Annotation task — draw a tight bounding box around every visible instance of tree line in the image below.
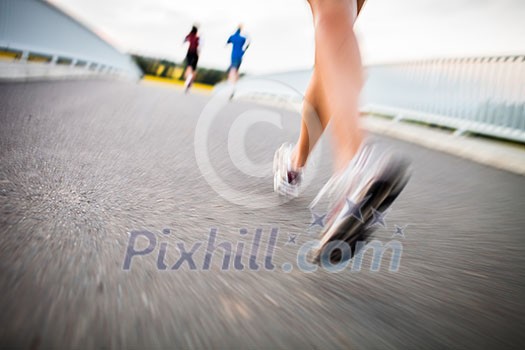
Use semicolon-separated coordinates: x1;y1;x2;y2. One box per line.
131;54;227;86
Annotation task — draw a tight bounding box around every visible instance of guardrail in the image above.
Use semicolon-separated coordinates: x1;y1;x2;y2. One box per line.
0;0;141;80
224;55;525;144
0;47;128;80
362;56;525;143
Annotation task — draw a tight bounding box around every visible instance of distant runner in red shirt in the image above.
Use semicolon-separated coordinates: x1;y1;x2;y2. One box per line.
183;25;200;93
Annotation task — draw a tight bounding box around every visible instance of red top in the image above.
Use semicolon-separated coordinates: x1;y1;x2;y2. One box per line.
185;33;199;54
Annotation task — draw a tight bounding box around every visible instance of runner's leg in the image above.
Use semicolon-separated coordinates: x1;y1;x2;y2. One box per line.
307;0;365;172
185;65;194;90
291;68;330;169
228;67;238;84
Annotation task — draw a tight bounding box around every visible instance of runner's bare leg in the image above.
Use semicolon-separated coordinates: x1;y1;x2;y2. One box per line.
228;67;239;84
295;0;365;172
291;69;330;169
184;66;194;89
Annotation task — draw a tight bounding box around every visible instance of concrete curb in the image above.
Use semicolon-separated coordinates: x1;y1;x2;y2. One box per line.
363;115;525;176
0;61;135;82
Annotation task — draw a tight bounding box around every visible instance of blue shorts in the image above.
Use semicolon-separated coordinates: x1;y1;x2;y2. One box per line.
230;58;243;70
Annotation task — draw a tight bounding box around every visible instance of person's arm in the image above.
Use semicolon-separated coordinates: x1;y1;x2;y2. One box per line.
197;36;203;55
242;34;251;53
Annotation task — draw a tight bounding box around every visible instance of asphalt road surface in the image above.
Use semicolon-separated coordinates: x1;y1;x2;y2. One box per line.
1;80;524;349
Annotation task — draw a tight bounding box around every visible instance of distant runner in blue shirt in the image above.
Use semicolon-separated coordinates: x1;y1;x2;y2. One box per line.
227;25;250;84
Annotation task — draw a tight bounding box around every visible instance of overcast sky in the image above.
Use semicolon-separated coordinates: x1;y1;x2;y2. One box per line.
49;0;525;74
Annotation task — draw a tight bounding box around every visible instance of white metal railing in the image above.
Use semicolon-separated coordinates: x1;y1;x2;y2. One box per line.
362;56;525;143
222;56;525;143
0;0;140;80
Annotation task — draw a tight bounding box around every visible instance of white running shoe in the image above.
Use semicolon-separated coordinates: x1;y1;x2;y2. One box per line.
310;142;411;263
273;143;303;198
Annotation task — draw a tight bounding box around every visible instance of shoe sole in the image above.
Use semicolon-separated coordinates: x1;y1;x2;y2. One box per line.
312;157;411;264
